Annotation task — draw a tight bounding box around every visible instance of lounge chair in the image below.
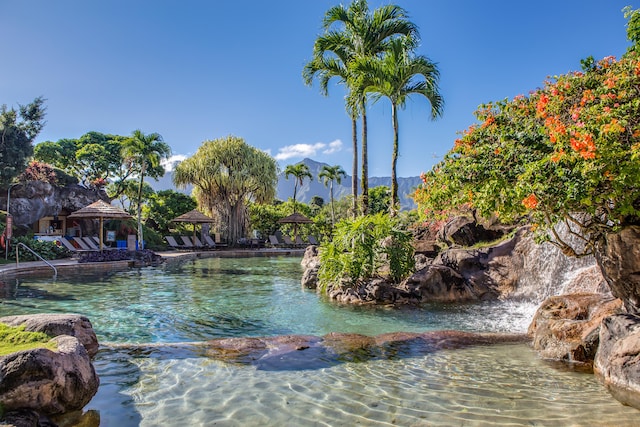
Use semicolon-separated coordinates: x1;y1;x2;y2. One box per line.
165;236;187;250
180;236;196;249
203;234;217;248
59;237;89;252
308;235;319;245
82;237;100;250
193;236;207;249
268;235;282;248
281;235;295;247
295;235;306;247
71;237;93;251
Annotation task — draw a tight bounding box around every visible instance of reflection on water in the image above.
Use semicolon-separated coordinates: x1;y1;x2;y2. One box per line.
1;256;638;425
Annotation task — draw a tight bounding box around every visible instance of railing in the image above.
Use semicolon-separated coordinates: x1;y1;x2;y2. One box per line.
15;242;58;278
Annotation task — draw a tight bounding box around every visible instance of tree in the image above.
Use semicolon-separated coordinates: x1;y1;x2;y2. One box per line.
284;163;313;212
368;185;391;215
34;131;133;191
356;36;443;214
172;136;277;246
318;164;347;225
305;0;417;215
144;190;197;235
122;130;171;250
0;97;46;186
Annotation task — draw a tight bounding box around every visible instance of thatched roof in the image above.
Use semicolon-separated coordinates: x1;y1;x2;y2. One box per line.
278;212;313;224
171;209;215;223
67;200;132;219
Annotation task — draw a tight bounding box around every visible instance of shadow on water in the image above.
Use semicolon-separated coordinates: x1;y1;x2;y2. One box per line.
0;279;77;302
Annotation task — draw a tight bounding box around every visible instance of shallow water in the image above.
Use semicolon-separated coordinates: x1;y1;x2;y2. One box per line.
0;256;637;426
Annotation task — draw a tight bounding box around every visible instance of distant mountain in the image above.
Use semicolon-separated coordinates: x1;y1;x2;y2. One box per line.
150;158;421;210
277;158;421;210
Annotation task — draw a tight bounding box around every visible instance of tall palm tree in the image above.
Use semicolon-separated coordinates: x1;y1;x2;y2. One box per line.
304;0;417;216
356;37;443;214
122;129;171;250
303;33;360;217
318;164;347;225
284;163;313;213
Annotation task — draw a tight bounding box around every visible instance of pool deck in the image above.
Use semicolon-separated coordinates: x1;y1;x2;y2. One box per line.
0;248;307;279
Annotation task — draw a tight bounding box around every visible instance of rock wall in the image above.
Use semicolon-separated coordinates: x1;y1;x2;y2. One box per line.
0;181;107;230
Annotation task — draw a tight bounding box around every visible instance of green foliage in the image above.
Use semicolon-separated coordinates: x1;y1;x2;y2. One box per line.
415;48;640;256
9;236;71;261
0;97;46;186
0;324;55;356
318;213;414;291
624;6;640;52
144;190;197;235
368;185;390;215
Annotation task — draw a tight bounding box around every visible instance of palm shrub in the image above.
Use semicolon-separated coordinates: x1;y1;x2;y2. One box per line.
9;236;71;260
318;213;414;292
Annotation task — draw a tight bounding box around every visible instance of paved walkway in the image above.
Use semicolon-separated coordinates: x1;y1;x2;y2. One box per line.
0;248;306;278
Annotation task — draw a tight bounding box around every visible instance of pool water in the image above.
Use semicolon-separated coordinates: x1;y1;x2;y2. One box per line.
0;256;637;426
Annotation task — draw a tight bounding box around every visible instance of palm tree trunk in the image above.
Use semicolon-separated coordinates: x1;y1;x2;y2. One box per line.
360;101;369;216
293;182;298;213
329;181;335;225
390;102;399;216
136;171;145;250
351;116;358;217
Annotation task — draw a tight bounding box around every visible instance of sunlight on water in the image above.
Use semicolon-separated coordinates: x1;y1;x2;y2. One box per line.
1;255;637;426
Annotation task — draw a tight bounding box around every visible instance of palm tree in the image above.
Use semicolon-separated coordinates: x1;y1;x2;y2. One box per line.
284;163;313;213
319;164;347;225
303;33;360;217
356;37;443;214
122;129;171;250
317;0;417;215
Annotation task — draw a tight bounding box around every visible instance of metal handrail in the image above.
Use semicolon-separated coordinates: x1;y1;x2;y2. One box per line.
15;242;58;278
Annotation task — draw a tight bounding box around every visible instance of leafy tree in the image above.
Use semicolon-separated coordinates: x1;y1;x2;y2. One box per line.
34;132;133;191
144;190;197;235
110;180;155;213
318;213;414;291
0;97;46;186
356;36;443;214
414;51;640;257
318;164;347;225
284;163;313;212
173;136;277;246
122;130;171;250
368;185;391;215
304;0;417;215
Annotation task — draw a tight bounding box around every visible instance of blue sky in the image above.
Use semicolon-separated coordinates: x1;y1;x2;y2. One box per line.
1;1;636;178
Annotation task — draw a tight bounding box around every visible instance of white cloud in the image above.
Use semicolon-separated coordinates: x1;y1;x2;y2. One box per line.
274;139;343;161
162;154;187;172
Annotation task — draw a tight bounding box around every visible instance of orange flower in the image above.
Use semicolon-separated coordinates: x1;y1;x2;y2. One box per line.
522;193;538;210
536;94;549;117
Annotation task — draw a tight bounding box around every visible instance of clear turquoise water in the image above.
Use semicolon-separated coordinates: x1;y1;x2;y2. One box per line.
1;256;637;426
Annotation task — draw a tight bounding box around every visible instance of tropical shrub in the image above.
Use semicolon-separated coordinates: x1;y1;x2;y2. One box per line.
9;236;71;261
318;213;414;291
414;50;640;256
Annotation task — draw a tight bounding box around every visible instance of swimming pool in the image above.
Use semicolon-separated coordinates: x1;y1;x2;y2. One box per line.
1;256;637;426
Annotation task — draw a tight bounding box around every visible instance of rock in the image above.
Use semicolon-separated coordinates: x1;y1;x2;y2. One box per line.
594;313;640;409
436;216;506;247
595;225;640;312
0;182;107;230
528;294;623;362
0;314;99;358
300;245;320;289
0;335;99;415
401;264;491;302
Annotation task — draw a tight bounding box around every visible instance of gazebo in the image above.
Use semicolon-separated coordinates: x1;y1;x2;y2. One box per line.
171;209;215;245
67;200;132;250
278;212;313;241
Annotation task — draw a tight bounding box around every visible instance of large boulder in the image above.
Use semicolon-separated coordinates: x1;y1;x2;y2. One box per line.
0;314;99;358
595;225;640;313
436;216;507;247
528;294;622;362
594;313;640;409
401;264;492;302
300;245;320;289
0;335;99;415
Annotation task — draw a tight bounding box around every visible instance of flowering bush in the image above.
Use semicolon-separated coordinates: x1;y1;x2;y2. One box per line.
415;50;640;255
